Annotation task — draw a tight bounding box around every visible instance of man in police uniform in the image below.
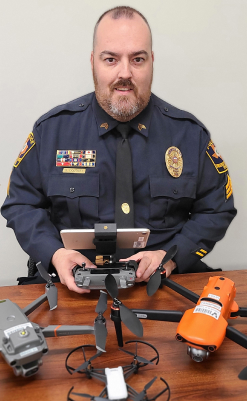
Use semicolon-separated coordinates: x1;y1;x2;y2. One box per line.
1;6;236;293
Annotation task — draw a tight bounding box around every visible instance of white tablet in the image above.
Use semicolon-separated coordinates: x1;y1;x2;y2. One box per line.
60;228;150;250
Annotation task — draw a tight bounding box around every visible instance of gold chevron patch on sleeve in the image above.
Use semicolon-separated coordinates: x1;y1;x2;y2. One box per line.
192;248;208;258
225;174;233;200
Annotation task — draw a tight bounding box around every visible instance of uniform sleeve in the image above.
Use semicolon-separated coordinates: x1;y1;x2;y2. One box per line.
1;127;64;269
164;132;237;273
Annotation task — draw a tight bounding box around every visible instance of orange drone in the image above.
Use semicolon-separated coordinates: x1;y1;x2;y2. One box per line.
133;273;247;379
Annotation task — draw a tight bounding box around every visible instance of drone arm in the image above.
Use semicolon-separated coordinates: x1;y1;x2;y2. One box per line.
230;307;247;318
22;293;47;316
89;370;107;384
162;277;200;304
42;325;95;337
99;386;108;398
110;306;124;347
226;326;247;349
122;365;137;381
132;309;184;323
126;383;138;399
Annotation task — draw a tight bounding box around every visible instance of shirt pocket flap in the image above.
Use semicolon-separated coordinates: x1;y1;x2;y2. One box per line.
150;176;196;199
47;174;99;198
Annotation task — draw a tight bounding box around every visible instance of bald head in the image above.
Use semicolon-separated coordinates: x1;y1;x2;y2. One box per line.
93;6;152;51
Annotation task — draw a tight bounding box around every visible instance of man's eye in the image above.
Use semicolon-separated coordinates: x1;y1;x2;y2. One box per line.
106;58;115;63
133;57;145;63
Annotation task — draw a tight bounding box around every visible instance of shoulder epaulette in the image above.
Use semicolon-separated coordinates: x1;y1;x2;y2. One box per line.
152;93;208;132
35;92;94;127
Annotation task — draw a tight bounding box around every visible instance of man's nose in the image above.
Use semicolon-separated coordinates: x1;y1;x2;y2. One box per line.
117;59;132;80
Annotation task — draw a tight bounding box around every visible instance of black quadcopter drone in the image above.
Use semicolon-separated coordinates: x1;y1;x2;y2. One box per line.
100;246;178;348
104;274;143;347
66;340;170;401
0;263;107;377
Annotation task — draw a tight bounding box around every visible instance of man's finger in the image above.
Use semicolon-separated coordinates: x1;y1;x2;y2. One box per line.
65;270;91;294
71;253;96;269
136;255;151;278
119;252;144;262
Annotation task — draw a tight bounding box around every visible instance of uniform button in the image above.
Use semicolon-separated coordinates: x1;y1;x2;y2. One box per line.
70;187;75;193
79;103;84;107
164;107;169;112
173;189;178;194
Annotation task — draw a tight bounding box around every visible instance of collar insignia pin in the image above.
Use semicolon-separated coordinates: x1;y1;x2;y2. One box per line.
100;122;109;130
138;123;146;131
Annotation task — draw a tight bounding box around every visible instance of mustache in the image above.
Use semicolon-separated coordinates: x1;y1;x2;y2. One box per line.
110;79;136;91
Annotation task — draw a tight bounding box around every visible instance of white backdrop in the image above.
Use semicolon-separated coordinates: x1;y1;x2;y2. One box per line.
0;0;246;285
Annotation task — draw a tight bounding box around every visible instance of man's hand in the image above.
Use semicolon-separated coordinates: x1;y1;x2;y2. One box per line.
121;250;176;282
51;248;96;294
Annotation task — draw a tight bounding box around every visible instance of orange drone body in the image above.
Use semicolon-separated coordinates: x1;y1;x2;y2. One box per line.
176;276;239;352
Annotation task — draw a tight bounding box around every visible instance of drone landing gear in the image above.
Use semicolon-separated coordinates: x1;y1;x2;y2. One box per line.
110;305;123;347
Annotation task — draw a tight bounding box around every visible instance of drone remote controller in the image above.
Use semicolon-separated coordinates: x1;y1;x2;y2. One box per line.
73;261;137;290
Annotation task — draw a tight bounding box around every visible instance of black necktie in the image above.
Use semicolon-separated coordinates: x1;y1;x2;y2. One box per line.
115;123;134;228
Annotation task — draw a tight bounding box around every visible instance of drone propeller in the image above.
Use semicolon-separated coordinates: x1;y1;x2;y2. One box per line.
119;348;153;365
238;366;247;380
71;392;106;401
95;290;108;314
147;245;178;297
68;387;108;401
134;376;157;401
36;261;58;310
119;341;153;365
74;351;102;373
94;291;108;352
105;274;143;338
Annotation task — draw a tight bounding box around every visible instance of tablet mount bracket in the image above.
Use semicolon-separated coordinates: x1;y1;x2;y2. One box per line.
93;223;117;265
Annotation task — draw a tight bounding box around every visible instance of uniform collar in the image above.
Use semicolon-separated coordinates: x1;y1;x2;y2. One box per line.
92;93;153;138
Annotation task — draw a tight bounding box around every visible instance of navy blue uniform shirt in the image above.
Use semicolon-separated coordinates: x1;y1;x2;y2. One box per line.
1;93;237;272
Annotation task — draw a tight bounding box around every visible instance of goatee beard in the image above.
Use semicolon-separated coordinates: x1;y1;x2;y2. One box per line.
104;94;144;119
93;74;151;122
